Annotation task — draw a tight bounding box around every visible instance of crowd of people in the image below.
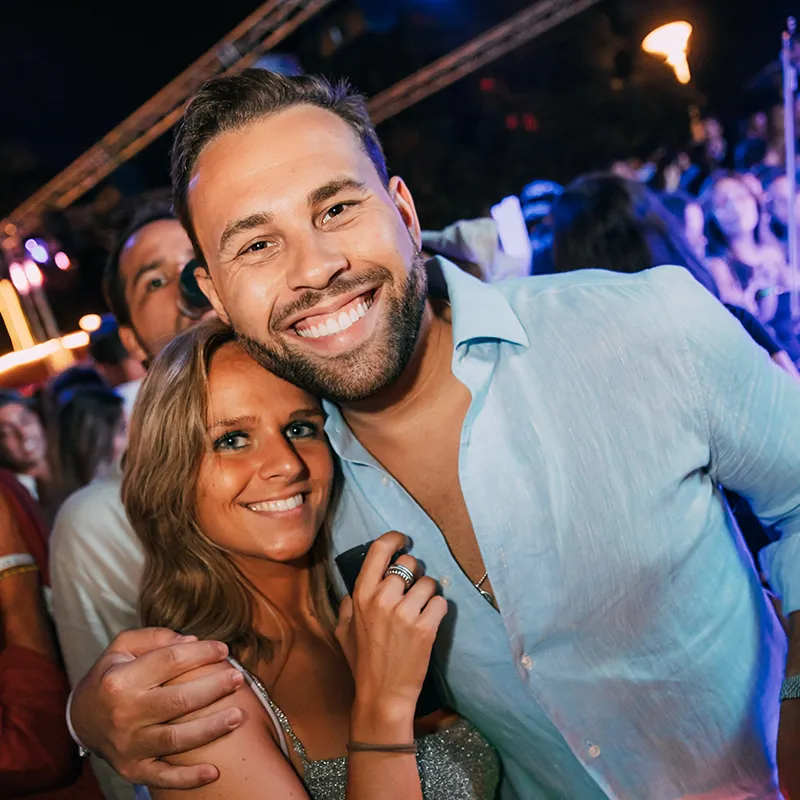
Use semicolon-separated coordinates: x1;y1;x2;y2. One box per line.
0;69;799;800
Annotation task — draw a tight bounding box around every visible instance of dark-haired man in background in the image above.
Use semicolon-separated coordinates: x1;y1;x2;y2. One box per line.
50;202;213;800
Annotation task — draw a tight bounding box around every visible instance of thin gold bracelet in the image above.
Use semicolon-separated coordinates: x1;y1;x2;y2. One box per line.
347;742;417;755
0;564;39;582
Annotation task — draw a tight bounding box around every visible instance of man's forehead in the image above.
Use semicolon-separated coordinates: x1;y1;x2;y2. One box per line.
193;106;376;204
120;219;191;278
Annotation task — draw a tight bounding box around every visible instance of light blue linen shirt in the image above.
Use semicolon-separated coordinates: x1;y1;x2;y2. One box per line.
324;259;798;800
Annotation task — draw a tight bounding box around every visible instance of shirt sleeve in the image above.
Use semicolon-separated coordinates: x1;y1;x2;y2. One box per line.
0;644;79;795
650;268;800;613
723;303;782;356
49;487;141;800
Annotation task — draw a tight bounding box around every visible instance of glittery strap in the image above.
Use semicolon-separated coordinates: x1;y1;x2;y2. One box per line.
228;658;310;767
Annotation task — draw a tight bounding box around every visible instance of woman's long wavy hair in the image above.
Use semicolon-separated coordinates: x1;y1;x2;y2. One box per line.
122;319;338;671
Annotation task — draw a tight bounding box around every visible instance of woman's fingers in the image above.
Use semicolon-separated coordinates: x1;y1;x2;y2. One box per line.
354;532;408;596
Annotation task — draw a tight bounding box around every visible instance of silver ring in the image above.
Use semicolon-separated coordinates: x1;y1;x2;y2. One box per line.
384;564;415;591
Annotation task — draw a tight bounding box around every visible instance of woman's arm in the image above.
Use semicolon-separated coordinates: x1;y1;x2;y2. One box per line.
153;658;426;800
152;661;308;800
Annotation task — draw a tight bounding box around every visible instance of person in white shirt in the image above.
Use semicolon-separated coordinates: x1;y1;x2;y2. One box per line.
50;200;213;800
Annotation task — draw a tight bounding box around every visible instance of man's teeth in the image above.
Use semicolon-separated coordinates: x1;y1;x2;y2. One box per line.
247;493;304;513
296;295;373;339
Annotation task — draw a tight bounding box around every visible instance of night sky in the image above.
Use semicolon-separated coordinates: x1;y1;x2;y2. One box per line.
0;0;794;337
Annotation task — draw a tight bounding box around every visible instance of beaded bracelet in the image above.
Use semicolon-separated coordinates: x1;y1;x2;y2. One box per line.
0;563;39;582
347;741;418;755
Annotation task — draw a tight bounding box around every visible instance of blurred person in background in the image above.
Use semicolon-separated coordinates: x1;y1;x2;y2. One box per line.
763;167;800;262
421;218;530;283
89;315;146;419
50;200;215;800
48;385;127;511
659;190;708;260
0;488;103;799
0;390;49;503
702;171;787;320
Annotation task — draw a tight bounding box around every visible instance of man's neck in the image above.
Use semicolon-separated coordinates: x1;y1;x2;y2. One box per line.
341;298;456;439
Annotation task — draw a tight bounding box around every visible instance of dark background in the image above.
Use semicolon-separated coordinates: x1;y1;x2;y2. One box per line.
0;0;792;341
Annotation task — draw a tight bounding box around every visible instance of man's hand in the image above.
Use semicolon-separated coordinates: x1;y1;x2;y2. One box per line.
779;611;800;799
70;628;245;789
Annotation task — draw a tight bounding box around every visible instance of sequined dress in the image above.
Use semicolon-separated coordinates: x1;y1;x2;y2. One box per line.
233;661;499;800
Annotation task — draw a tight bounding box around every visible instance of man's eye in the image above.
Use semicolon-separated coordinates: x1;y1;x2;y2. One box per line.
243;241;272;255
145;276;168;293
321;203;354;225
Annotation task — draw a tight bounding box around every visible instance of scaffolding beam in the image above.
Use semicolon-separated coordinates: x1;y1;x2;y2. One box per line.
1;0;336;238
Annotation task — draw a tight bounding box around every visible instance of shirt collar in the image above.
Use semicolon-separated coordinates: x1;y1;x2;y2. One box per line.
324;258;529;459
430;256;529;350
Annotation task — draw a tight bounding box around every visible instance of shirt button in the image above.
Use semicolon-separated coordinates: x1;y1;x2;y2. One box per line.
440;576;451;589
588;744;601;759
520;654;533;671
381;476;390;487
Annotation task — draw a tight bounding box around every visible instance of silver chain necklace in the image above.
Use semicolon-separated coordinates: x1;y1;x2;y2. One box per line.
474;570;497;608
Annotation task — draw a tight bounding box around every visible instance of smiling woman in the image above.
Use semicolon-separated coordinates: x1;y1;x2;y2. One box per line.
116;317;499;800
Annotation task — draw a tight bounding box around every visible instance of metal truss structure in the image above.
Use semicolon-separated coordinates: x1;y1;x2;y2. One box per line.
1;0;336;238
1;0;600;240
368;0;602;123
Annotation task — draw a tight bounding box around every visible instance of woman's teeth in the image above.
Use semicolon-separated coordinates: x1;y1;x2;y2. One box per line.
247;493;304;513
296;295;373;339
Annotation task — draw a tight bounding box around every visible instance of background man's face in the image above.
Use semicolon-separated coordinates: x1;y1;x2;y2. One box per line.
189;106;427;403
0;403;45;475
118;219;200;360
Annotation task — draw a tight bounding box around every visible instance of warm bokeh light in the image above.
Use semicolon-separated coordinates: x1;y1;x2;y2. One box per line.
60;331;90;349
54;251;70;270
78;313;102;332
0;331;90;375
642;21;693;85
8;263;29;296
23;260;43;289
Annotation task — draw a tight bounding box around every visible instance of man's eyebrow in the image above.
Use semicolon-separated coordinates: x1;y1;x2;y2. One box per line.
307;178;367;208
129;261;163;292
218;211;274;254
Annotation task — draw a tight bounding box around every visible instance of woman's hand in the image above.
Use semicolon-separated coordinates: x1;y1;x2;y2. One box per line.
335;532;448;726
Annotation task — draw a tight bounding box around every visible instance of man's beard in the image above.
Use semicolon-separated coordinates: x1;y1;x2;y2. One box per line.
236;255;427;404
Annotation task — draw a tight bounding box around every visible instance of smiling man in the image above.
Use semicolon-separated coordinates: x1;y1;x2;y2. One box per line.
70;71;800;799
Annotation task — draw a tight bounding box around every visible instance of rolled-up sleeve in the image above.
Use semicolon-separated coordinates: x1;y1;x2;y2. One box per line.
649;267;800;613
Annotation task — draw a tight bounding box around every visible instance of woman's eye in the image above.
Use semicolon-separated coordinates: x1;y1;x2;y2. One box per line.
285;422;318;439
214;432;249;451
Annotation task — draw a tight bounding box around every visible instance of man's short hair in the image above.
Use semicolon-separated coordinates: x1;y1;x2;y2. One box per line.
89;316;131;367
170;69;388;263
103;200;176;326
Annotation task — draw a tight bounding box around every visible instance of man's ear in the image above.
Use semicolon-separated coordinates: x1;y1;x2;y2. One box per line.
388;176;422;251
118;325;147;364
195;266;230;325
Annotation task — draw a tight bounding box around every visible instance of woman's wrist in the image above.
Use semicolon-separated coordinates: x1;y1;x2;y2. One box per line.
350;694;415;744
